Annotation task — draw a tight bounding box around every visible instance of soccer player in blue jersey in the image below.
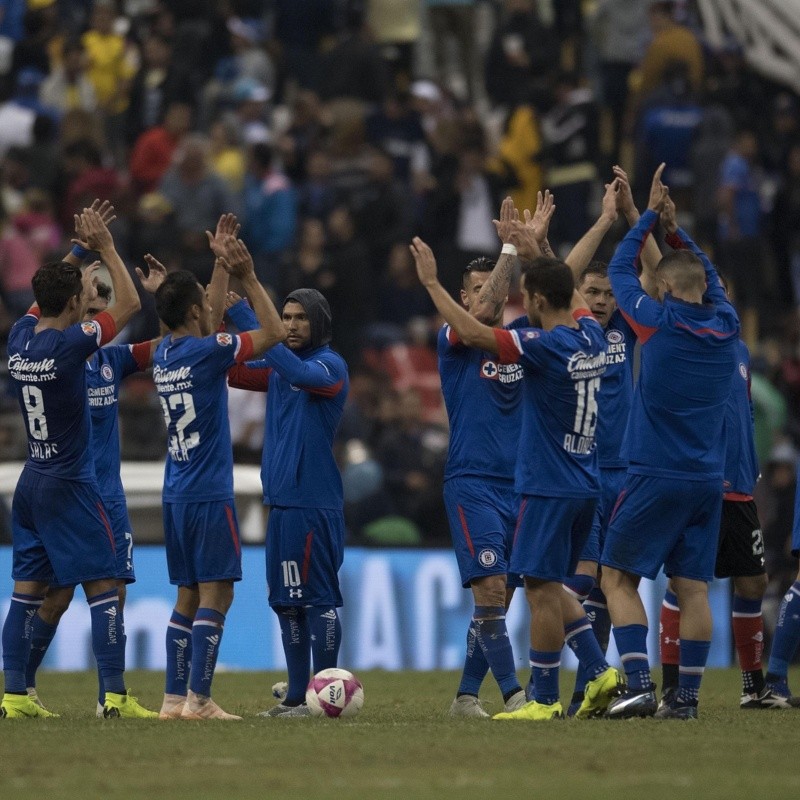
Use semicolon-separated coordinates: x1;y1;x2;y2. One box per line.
760;482;800;706
153;237;285;720
601;166;740;720
656;204;771;709
438;198;537;718
412;235;621;721
226;281;349;718
24;261;166;715
2;208;157;719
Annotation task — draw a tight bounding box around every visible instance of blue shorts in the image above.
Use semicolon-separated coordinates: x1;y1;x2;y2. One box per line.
104;498;136;584
579;467;627;564
510;495;597;582
163;500;242;586
266;506;344;608
444;476;523;589
792;488;800;558
11;470;117;586
601;474;722;582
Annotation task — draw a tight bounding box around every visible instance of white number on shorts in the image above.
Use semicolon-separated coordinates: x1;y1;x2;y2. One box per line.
751;529;765;557
22;385;48;440
159;392;200;459
573;377;600;437
124;530;133;570
282;560;301;587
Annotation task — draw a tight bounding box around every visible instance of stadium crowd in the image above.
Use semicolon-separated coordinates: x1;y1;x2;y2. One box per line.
2;0;800;713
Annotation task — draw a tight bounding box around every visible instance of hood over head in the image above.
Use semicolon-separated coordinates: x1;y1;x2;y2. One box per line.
284;288;332;350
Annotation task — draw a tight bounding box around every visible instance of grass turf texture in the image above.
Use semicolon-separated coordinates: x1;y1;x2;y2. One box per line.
2;668;799;800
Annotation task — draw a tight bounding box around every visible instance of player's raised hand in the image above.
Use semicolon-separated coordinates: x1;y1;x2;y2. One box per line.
73;199;116;250
612;165;637;218
78;208;114;252
528;189;555;244
218;237;255;279
601;178;620;223
660;194;678;235
80;261;101;305
647;163;669;213
136;254;168;293
410;237;439;287
507;217;540;260
492;196;518;243
225;290;243;309
205;213;241;258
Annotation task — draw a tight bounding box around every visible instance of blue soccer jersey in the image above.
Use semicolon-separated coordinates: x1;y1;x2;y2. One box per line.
608;210;740;481
596;310;636;469
154;331;254;502
437;316;526;482
87;343;150;500
723;339;759;497
8;309;116;481
494;310;607;498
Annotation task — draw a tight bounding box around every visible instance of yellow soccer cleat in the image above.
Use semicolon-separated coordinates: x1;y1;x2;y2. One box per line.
1;692;58;718
493;699;564;721
575;667;624;719
103;691;159;719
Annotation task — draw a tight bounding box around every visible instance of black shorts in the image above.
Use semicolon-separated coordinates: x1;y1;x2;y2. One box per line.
715;500;766;578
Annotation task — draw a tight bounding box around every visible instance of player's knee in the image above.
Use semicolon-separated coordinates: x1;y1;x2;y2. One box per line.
734;573;768;600
471;575;506;607
117;584;127;611
40;587;75;623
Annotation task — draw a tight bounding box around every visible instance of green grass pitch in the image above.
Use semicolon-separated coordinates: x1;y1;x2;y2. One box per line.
2;668;799;800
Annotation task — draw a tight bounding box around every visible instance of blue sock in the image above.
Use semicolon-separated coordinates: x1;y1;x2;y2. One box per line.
458;619;489;696
585;587;611;652
189;608;225;697
565;615;608;682
677;638;710;705
165;610;193;697
562;574;595;603
767;581;800;680
529;649;561;705
473;606;520;698
2;593;42;693
276;606;310;705
87;590;125;696
613;623;651;691
25;612;57;689
309;607;342;672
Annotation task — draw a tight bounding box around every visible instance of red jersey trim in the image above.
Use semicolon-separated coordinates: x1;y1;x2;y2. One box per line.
665;232;686;251
723;492;753;502
572;308;593;321
493;328;521;364
130;341;151;371
619;307;658;346
94;310;117;346
235;332;255;363
305;378;344;398
228;364;271;392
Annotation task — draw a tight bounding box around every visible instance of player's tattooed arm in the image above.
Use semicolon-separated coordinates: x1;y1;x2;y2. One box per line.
411;237;499;354
472;197;517;323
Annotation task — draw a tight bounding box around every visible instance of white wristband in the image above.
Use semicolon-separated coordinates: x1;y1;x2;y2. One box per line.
501;243;517;256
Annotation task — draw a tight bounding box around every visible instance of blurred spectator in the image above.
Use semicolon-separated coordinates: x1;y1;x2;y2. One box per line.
717;129;765;321
325;99;374;205
12;188;60;263
228;385;266;465
159;133;238;283
0;75;34;157
240;141;296;287
273;0;337;92
39;37;97;114
281;216;333;298
129;100;192;194
209;117;246;193
367;0;421;90
376;243;435;327
276;89;323;183
771;142;800;309
426;0;478;101
296;147;337;221
540;72;599;249
0;0;26;45
751;364;788;466
228;76;271;146
126;32;195;144
763;92;800;174
0;196;38;316
61;138;121;227
484;0;557;110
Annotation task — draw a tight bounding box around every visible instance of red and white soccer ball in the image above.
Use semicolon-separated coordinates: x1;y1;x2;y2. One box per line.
306;668;364;718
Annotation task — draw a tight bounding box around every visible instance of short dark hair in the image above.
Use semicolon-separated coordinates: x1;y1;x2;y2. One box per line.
461;256;495;287
578;260;608;285
32;262;83;316
95;281;112;302
155;270;204;331
522;257;574;310
656;249;705;294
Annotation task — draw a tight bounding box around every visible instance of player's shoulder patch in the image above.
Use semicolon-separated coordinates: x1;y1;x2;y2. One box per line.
522;329;540;340
81;321;97;336
216;332;233;347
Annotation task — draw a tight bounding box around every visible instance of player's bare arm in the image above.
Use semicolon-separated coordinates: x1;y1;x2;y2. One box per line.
218;237;285;354
565;178;620;279
205;213;241;330
80;207;140;330
79;261;102;313
411;237;500;353
134;253;168;361
470;197;518;323
613;165;662;297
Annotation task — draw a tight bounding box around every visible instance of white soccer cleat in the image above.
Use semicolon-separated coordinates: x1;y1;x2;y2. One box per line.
159;693;187;719
271;681;288;702
180;691;241;721
449;695;490;718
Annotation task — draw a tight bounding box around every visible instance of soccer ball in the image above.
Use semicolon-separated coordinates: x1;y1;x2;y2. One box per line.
305;668;364;718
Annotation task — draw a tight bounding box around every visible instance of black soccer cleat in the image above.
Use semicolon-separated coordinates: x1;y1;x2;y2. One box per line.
605;685;657;719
